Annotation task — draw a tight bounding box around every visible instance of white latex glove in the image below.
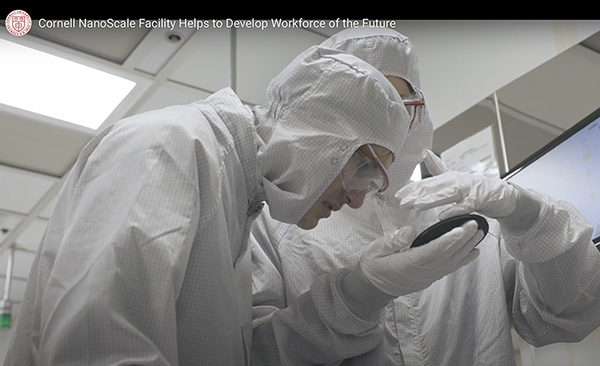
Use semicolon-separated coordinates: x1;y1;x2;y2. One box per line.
359;223;482;297
422;149;451;175
396;150;520;220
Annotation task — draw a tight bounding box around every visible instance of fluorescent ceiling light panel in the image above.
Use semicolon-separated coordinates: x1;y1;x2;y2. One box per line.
0;39;136;130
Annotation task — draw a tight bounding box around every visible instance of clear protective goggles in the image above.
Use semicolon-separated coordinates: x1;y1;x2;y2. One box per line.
402;88;425;128
340;144;390;195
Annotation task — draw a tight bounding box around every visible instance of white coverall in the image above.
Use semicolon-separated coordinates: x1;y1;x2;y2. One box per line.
5;46;410;365
250;28;600;365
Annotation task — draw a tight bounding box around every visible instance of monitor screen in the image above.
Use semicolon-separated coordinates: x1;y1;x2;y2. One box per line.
503;107;600;245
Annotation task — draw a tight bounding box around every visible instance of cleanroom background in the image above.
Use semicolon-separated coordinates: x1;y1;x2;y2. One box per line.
2;19;600;365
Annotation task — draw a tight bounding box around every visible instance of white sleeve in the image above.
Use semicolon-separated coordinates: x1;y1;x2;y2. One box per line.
35;118;200;364
251;220;384;366
499;187;600;346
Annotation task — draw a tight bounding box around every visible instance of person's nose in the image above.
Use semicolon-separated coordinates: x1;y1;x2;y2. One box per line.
345;191;368;209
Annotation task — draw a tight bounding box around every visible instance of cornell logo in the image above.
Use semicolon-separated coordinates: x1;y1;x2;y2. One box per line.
5;10;32;36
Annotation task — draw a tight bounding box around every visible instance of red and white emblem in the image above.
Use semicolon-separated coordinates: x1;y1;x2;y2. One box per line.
5;10;32;36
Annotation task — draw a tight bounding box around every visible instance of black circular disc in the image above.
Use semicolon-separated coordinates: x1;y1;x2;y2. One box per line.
410;214;489;248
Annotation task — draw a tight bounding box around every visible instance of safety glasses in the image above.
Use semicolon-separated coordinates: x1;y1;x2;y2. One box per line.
340;144;390;195
402;88;425;127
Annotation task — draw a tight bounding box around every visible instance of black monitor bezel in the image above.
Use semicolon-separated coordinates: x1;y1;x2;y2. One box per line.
502;106;600;245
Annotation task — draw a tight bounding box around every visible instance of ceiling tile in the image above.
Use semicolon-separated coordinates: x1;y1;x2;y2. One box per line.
0;250;34;280
28;24;150;64
0;106;94;177
236;28;326;106
38;196;57;220
0;166;56;215
0;272;27;305
581;30;600;53
0;214;22;244
132;81;212;115
497;44;600;131
168;28;232;95
134;27;196;75
14;219;47;252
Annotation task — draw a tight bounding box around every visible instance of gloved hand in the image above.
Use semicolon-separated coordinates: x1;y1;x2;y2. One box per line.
358;223;482;297
396;150;520;220
421;148;450;175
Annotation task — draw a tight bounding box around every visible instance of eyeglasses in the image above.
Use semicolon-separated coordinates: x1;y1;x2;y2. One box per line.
340;144;390;195
402;88;425;127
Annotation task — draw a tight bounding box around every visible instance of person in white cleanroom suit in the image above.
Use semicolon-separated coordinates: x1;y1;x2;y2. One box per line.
3;44;437;365
250;27;600;365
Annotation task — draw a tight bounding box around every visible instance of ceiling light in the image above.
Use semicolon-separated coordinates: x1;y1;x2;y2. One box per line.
165;32;183;43
0;38;136;130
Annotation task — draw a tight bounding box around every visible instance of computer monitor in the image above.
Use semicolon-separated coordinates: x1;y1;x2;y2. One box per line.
503;106;600;246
